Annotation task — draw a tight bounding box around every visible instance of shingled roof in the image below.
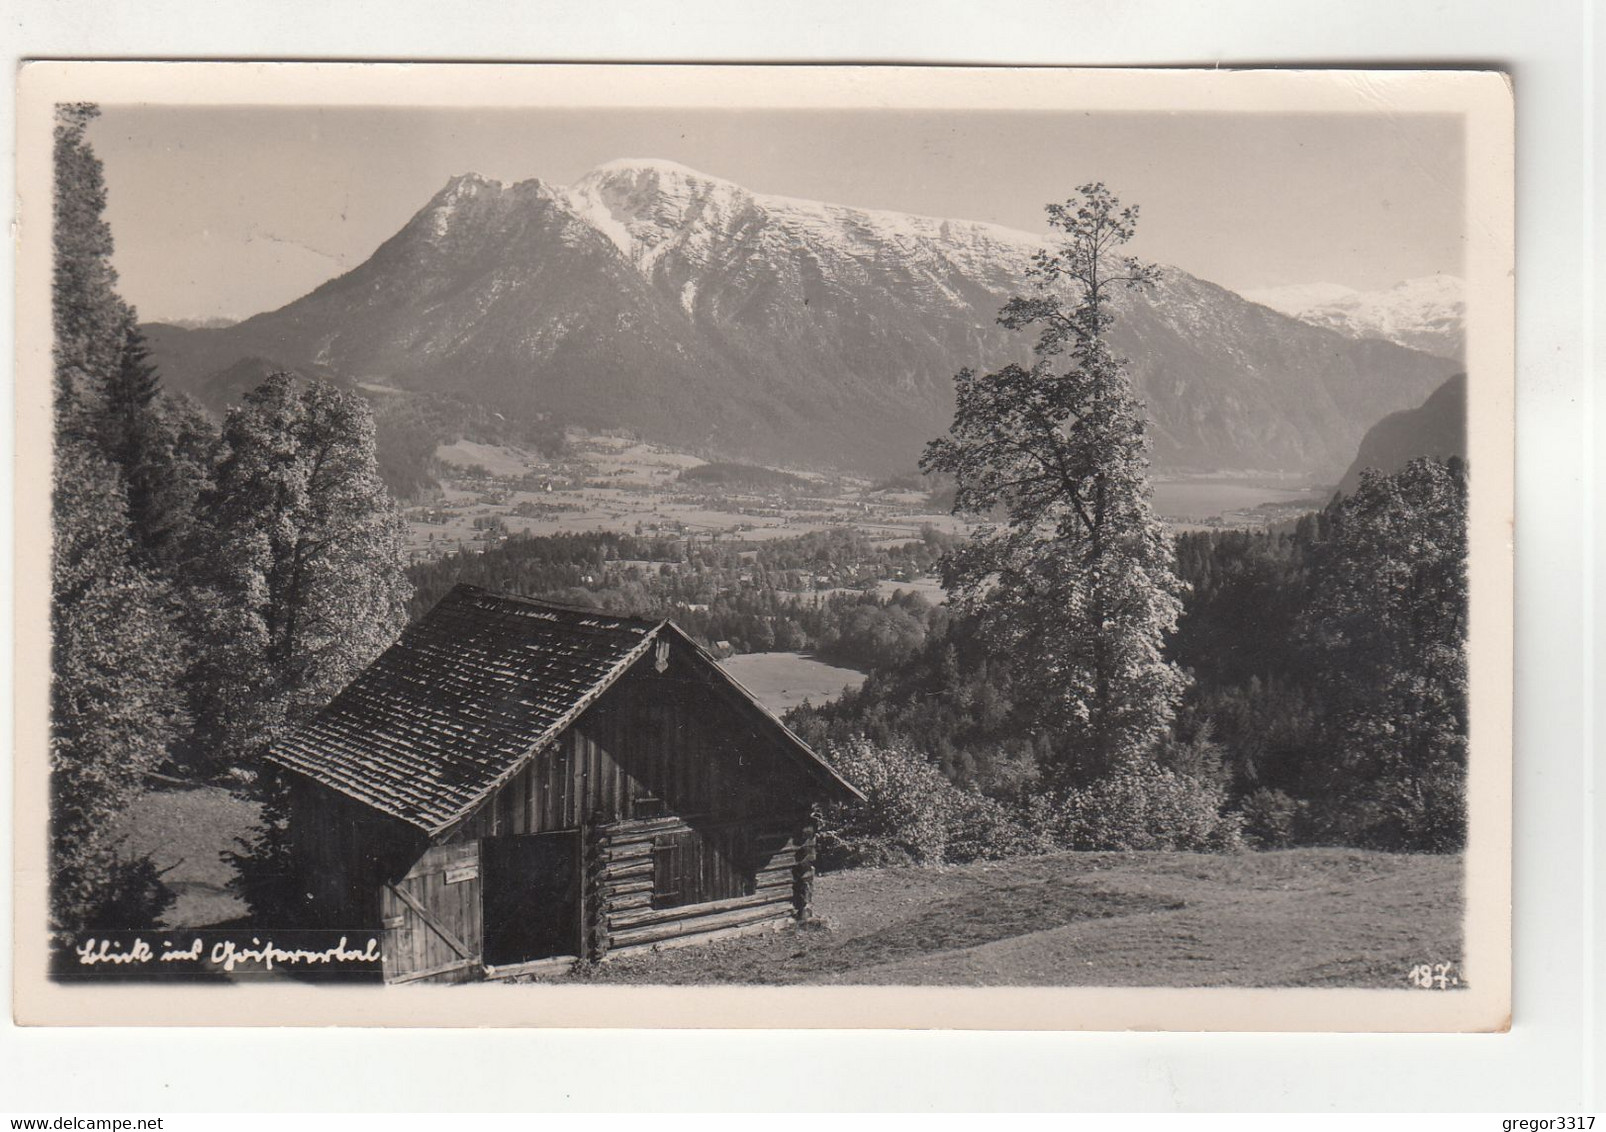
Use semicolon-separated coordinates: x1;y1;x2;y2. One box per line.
266;584;858;835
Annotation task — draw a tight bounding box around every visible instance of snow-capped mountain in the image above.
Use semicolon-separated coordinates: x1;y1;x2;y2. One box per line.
1244;275;1465;360
563;158;1038;302
146;160;1460;478
149;314;243;331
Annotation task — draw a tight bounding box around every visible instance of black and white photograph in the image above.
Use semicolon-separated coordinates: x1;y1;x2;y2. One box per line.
14;63;1513;1031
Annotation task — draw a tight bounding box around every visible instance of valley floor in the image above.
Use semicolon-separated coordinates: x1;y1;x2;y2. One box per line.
578;848;1463;989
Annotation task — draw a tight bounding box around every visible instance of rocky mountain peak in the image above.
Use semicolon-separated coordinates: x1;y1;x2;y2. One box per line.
565;158;756;268
441;170;507;193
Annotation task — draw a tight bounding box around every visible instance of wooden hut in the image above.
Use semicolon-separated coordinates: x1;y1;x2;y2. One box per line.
265;584;861;984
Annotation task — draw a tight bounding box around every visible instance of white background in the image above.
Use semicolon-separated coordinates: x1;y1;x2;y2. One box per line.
2;0;1599;1113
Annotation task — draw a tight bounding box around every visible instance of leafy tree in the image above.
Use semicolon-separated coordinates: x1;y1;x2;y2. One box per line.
190;372;412;771
50;440;187;928
1300;457;1469;850
922;184;1187;785
1055;764;1243;851
50;102;186;928
816;738;1047;869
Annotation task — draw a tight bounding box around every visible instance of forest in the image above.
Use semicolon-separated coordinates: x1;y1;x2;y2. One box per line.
791;469;1468;865
405;525;957;671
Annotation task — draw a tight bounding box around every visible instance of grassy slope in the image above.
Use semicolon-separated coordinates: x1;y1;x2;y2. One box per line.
104;787;1463;989
109;784;261;928
580;849;1463;989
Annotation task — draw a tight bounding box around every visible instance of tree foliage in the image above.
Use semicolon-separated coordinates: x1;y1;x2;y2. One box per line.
816;738;1049;869
1055;764;1244;852
52;104;125;432
1300;457;1469;850
50;439;189;928
188;373;412;771
193;375;413;924
804;458;1471;854
922;184;1187;783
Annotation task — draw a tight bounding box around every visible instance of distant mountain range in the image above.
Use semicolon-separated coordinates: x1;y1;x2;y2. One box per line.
151;314;241;331
1242;275;1464;360
143;159;1461;480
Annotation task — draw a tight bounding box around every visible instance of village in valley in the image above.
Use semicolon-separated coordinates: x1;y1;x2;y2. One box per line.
386;426;1329;720
409;431;967;568
403;429;1322;568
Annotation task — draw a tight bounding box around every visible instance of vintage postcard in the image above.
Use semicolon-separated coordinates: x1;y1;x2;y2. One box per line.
12;62;1513;1030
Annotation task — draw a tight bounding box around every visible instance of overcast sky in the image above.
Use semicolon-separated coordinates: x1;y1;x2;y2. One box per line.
89;105;1465;323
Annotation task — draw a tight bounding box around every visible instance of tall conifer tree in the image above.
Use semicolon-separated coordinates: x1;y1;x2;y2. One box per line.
52;103;124;438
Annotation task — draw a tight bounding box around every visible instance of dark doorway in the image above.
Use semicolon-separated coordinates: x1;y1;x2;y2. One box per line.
481;832;581;966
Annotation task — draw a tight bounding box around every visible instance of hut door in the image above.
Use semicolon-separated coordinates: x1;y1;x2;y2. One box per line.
379;842;482;985
481;832;582;967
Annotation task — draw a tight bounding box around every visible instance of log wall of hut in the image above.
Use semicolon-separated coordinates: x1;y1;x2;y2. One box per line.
587;813;818;959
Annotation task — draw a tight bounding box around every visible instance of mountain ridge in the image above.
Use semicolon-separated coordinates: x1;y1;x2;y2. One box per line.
143;159;1461;479
1337;372;1467;494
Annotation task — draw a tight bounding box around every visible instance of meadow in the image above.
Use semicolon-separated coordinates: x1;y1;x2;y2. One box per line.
716;652;868;715
578;848;1464;989
111;782;260;927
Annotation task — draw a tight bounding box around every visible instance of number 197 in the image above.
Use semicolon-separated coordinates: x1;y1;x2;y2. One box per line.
1408;961;1460;989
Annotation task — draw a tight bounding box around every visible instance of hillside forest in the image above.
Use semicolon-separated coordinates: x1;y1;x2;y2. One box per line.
48;107;1470;934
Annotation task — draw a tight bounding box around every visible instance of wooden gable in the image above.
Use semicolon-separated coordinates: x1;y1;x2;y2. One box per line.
446;631;833;841
266;585;858;839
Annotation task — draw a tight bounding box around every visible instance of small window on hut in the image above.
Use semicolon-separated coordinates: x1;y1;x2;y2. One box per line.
650;827;753;909
631;791;667;820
